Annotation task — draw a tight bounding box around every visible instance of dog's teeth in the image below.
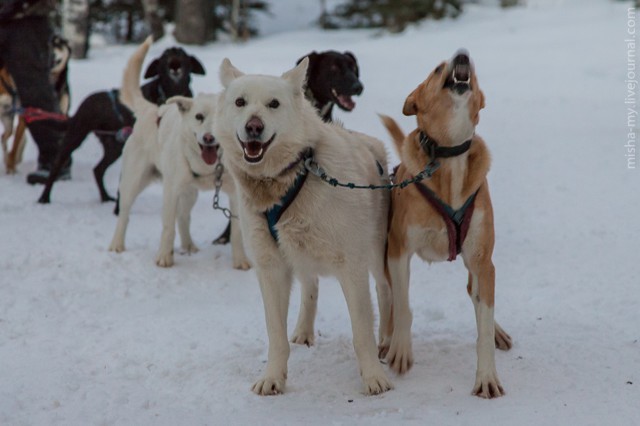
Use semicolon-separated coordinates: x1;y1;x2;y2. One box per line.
244;148;263;159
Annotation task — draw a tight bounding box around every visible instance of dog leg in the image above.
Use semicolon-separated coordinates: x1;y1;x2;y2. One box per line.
156;180;183;267
176;186;199;255
385;252;414;375
108;156;154;253
373;260;392;358
13;117;27;165
0;96;12;169
291;275;318;347
94;136;123;202
338;268;393;395
252;258;293;396
466;273;512;351
228;194;251;270
467;267;504;398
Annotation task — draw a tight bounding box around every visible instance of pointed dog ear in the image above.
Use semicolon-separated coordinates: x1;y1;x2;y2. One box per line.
219;58;245;88
189;55;206;75
166;96;193;113
402;88;418;116
144;59;160;79
344;51;359;75
283;57;308;95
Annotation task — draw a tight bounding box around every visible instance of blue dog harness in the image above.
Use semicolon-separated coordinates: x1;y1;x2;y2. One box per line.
263;148;314;242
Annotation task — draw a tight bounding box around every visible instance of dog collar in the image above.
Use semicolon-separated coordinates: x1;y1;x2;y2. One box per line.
419;131;472;160
264;148;315;242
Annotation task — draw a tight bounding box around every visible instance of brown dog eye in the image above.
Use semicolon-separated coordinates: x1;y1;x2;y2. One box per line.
235;98;246;107
268;99;280;109
195;113;204;121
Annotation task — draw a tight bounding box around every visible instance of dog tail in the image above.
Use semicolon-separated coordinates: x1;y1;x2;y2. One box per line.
120;35;153;113
378;114;405;156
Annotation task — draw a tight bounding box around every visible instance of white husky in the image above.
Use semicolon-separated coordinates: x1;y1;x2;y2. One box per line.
108;37;250;270
214;58;392;395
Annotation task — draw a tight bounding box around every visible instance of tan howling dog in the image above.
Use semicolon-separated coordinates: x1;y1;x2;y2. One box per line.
379;49;512;398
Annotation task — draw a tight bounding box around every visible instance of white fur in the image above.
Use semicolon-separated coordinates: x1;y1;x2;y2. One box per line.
109;41;250;270
216;58;393;395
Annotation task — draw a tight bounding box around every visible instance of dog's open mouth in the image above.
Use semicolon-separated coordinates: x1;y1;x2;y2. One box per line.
331;89;356;111
199;143;219;165
445;50;472;95
237;134;275;164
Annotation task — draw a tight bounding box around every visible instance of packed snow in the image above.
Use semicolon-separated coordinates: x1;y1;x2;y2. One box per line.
1;0;638;425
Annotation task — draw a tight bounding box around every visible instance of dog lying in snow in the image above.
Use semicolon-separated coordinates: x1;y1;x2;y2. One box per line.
214;57;392;395
108;37;249;270
379;49;512;398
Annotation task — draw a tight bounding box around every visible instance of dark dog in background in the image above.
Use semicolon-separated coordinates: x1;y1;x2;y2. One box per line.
212;50;364;244
38;46;205;204
298;50;363;122
1;35;71;174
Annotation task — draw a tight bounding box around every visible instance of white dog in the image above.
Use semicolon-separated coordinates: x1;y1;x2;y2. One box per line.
214;57;393;395
109;37;250;270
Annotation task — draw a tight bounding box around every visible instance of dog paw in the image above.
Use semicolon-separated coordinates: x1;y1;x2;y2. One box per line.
495;323;513;351
108;242;125;253
386;334;413;375
472;373;504;399
362;372;393;395
155;251;174;267
378;335;391;359
290;328;315;347
251;376;286;396
233;258;251;270
180;243;199;255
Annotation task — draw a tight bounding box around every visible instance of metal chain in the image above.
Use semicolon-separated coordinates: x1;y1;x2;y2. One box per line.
211;159;237;219
303;157;441;190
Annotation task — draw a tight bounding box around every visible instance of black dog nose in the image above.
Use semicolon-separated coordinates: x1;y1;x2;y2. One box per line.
352;81;364;95
245;116;264;138
202;133;215;145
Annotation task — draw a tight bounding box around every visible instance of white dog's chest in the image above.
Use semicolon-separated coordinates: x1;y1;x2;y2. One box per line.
275;215;346;275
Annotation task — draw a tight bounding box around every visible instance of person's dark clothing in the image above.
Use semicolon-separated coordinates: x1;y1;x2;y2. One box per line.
0;1;65;170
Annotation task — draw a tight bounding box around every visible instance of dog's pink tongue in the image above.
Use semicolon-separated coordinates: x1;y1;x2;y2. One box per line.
201;145;218;165
337;95;355;111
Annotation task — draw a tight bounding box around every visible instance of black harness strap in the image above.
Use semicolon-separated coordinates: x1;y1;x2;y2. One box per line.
263;148;314;242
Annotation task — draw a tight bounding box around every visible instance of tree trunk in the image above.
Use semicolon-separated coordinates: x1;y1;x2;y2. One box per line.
141;0;165;41
62;0;90;59
174;0;208;45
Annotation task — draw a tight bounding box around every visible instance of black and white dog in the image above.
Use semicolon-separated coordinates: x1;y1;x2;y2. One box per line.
297;50;363;122
38;46;206;204
213;50;365;244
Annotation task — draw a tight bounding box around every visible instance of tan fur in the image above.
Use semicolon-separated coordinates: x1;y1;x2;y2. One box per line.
380;52;512;399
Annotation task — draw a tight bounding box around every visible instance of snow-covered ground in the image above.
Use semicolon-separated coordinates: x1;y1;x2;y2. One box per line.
1;0;638;424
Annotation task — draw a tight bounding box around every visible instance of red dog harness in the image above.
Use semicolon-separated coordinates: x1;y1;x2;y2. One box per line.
414;181;478;261
413;131;478;261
